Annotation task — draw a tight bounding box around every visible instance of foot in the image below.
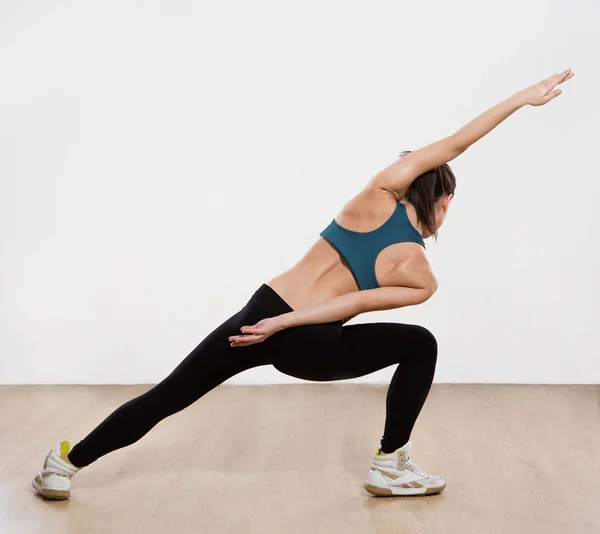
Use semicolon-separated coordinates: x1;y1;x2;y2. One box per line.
363;440;446;496
31;440;80;499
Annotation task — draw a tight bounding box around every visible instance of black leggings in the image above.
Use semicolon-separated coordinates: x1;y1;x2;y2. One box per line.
68;283;438;468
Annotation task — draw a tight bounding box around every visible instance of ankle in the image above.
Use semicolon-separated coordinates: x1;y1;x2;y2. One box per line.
63;454;80;469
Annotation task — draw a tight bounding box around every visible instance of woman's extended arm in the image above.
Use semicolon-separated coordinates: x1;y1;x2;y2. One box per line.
452;67;574;151
373;68;574;195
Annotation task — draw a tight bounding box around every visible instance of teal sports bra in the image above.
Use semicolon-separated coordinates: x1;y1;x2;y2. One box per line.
319;201;426;290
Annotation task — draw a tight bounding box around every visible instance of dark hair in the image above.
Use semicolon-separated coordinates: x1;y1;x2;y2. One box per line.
399;150;456;240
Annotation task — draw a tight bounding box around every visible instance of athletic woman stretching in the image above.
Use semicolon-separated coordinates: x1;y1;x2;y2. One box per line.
32;68;574;499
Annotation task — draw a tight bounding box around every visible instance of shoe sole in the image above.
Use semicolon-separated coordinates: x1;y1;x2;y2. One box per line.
31;478;70;500
363;481;446;496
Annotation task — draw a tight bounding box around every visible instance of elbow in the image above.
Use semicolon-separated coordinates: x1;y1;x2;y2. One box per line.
418;277;438;304
416;286;436;305
430;276;439;296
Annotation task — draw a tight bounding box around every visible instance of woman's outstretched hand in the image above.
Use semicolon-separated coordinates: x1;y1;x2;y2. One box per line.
521;68;574;107
228;317;284;347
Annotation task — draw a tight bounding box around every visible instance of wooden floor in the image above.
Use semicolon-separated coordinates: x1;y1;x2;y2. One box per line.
1;383;599;533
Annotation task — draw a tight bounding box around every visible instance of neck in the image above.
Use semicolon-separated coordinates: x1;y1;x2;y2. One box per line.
402;200;427;239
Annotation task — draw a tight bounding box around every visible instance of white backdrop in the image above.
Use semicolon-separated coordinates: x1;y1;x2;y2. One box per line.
1;0;598;385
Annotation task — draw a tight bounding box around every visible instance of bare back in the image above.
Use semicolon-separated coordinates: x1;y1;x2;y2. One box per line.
267;184;433;315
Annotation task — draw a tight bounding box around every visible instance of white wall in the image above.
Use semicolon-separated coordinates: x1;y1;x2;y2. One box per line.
1;0;598;385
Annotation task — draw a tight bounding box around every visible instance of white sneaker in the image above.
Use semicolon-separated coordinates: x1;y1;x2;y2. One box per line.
31;440;81;499
363;440;446;496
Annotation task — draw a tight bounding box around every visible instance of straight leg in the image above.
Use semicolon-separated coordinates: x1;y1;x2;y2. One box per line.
68;285;292;468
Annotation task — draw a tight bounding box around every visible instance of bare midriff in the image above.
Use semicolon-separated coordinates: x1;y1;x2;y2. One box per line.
266;185;426;315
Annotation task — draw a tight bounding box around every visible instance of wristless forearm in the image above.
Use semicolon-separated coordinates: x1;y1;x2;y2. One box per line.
276;292;363;330
451;90;528;152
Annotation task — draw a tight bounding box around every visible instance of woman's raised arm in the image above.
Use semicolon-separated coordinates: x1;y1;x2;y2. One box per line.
372;68;574;196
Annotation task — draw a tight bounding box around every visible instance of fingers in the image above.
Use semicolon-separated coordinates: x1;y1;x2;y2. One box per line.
560;70;575;84
228;333;258;342
550;68;574;86
541;68;573;104
229;333;264;346
230;338;259;346
228;324;264;346
239;328;264;337
544;88;562;103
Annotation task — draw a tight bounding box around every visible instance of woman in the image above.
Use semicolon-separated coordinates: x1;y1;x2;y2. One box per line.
32;68;574;500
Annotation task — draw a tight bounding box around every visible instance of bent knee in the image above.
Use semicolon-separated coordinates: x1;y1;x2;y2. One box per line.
412;325;438;361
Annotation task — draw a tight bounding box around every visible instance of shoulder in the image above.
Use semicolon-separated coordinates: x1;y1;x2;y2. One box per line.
366;173;409;202
345;181;406;213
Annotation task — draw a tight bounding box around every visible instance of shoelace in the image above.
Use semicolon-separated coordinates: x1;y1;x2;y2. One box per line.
403;459;428;478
